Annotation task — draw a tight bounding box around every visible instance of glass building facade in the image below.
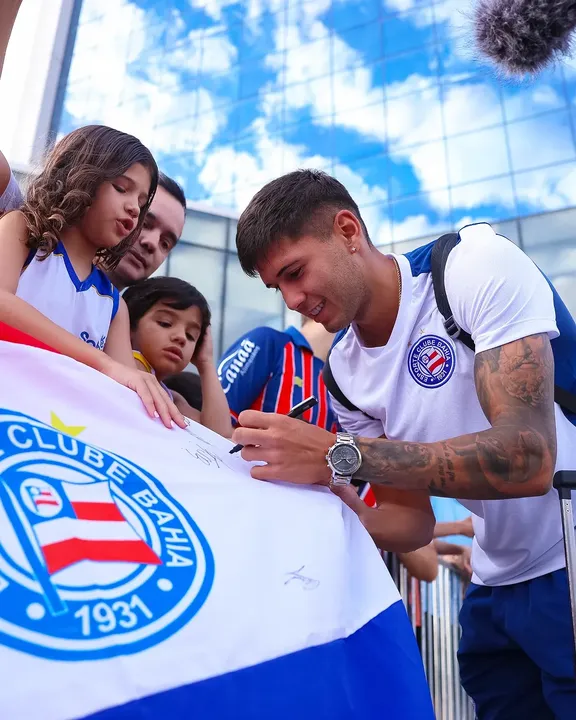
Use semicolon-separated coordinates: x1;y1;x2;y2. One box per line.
53;0;576;354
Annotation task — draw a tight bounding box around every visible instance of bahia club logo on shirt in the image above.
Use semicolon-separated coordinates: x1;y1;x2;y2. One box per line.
408;335;456;388
0;410;214;661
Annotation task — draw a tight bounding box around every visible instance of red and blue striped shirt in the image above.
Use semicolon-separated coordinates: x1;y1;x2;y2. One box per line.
218;326;338;432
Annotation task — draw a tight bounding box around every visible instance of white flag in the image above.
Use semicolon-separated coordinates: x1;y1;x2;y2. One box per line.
0;328;434;719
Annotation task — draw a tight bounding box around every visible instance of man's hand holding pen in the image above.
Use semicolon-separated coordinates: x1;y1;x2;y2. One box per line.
230;407;335;485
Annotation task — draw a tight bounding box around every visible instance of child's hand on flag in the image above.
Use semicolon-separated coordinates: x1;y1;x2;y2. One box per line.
102;359;187;429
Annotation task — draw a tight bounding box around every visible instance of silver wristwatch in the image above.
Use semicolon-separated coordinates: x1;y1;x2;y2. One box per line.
326;432;362;487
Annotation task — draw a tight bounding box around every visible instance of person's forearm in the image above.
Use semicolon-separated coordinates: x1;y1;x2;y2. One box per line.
0;291;112;373
198;364;233;438
360;504;435;554
434;521;465;538
0;0;23;78
398;544;439;583
355;423;555;500
434;539;465;555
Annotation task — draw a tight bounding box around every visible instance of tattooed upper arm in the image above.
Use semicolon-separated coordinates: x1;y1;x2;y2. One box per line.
473;333;557;491
354;333;557;499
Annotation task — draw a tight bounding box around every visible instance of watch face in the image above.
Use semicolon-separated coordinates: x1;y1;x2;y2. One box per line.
330;444;360;474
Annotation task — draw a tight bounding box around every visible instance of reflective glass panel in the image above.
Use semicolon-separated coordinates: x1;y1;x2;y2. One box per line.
222;255;284;352
447;125;510;186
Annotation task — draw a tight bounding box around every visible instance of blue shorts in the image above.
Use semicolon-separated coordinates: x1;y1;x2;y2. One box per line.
458;568;576;719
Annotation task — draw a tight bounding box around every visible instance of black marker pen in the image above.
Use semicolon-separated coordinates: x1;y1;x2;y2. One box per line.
229;396;318;454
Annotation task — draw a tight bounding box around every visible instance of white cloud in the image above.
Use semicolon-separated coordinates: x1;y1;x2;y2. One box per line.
382;0;415;11
276;19;386;141
189;0;287;26
504;83;566;122
199;118;388;215
76;0;105;24
165;29;238;75
553;167;576;205
63;0;233;164
187;0;235;21
513;163;576;212
385;214;449;246
383;0;471;36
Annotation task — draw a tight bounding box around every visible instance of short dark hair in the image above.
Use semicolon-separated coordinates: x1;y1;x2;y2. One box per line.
123;276;211;346
236;169;371;277
163;371;203;411
158;172;186;211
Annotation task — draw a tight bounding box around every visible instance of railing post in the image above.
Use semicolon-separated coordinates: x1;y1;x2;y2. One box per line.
394;558;475;719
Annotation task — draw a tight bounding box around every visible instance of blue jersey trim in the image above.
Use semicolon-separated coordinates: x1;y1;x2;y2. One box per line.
405;238;436;277
55;241;115;298
22;248;36;271
91;267;116;298
329;328;348;354
545;278;576;425
111;287;120;321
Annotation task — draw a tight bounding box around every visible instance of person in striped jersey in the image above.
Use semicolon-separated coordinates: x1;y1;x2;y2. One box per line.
218;315;338;432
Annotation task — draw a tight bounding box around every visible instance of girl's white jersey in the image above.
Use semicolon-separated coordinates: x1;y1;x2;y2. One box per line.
330;223;576;587
16;242;119;350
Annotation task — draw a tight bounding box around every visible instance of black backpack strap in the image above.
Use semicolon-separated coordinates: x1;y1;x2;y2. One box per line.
322;352;361;414
430;233;475;353
552;385;576;416
431;232;576;415
322;349;376;420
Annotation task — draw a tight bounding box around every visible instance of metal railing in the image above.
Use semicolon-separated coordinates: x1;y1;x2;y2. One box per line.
387;555;475;720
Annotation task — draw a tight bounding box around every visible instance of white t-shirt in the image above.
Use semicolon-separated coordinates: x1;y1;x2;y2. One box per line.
330;222;576;587
17;241;119;349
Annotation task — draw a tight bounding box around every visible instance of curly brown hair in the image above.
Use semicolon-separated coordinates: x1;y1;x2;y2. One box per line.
21;125;158;269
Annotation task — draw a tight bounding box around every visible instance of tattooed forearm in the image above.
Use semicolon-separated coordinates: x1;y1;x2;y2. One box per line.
433;441;457;495
355;334;557;500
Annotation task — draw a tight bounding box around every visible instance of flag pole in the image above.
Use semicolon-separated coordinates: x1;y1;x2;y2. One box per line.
0;480;67;616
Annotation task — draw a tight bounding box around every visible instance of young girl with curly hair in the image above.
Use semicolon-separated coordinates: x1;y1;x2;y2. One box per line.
0;124;185;429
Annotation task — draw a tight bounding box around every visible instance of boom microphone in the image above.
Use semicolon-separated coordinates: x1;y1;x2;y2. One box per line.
474;0;576;75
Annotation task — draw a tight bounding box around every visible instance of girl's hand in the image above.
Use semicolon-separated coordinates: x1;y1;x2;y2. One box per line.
101;359;187;429
192;325;214;371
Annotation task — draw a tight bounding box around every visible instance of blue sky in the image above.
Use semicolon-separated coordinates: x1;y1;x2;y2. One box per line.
59;0;576;250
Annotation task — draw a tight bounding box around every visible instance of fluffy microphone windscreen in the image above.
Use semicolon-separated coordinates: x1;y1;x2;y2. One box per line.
474;0;576;75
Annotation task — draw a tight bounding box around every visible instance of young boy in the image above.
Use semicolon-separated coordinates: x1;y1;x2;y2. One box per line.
123;277;232;438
